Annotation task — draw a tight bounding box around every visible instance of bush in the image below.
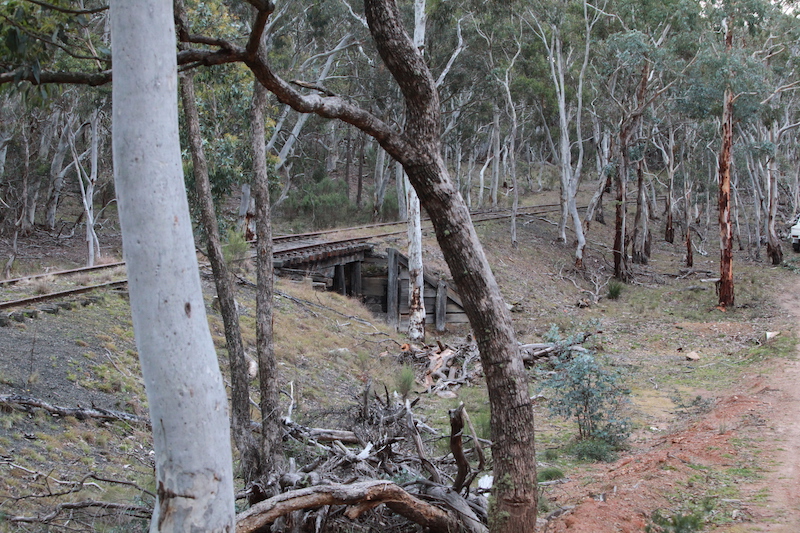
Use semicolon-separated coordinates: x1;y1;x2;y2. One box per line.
645;510;704;533
223;229;250;265
540;352;630;447
542;448;559;461
537;467;565;482
607;280;624;300
396;365;415;399
568;438;616;462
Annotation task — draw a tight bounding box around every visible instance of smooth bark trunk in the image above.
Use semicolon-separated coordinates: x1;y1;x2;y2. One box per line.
110;1;234;529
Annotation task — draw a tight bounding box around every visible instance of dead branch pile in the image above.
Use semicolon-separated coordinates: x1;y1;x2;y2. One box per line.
238;384;489;533
392;333;598;397
396;340;482;396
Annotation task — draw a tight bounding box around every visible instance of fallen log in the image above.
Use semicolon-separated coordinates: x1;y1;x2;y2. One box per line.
0;394;150;427
235;480;462;533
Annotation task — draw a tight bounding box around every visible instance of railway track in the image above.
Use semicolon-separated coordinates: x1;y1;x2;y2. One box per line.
0;201;579;311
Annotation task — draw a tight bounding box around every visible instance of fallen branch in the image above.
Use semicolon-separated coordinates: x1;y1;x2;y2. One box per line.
0;394;150;427
9;499;152;524
235;480;461;533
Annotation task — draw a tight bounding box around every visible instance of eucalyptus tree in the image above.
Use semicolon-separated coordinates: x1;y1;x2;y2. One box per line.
591;0;700;278
524;0;602;267
247;2;541;528
69;108;104;266
680;0;772;304
3;2;541;530
754;7;800;265
111;0;236;529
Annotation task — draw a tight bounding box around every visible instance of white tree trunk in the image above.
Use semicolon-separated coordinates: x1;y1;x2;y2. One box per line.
491;104;501;209
395;160;407;220
71;110;101;267
405;0;426;342
110;1;235;530
406;173;425;342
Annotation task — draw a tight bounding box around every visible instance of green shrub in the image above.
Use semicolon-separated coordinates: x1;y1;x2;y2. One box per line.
543;448;559;461
223;229;250;265
568;438;616;462
607;280;624;300
540;352;630;446
537;467;565;482
645;510;704;533
396;364;415;399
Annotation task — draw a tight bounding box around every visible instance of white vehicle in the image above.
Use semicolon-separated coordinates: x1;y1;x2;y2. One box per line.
791;221;800;252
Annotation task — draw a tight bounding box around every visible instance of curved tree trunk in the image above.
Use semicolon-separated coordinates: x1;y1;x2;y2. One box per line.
361;3;537;530
110;1;235;529
242;1;539;529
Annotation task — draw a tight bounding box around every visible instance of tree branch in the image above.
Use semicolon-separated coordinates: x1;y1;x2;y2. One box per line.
235;480;461;533
22;0;108;15
0;394;150;427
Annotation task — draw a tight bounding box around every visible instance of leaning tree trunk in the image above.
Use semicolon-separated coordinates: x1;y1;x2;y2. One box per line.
243;0;539;529
71;110;102;267
110;0;235;530
362;2;538;530
179;71;264;488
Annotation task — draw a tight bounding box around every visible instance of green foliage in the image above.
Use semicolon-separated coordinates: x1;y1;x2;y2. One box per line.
222;229;250;265
542;448;559;461
396;364;415;399
568;438;616;462
645;510;704;533
282;177;363;229
607;280;624;300
540;351;630;446
537;467;565;482
680;48;768;122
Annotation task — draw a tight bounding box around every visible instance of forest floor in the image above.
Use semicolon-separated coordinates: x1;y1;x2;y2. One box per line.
1;192;800;532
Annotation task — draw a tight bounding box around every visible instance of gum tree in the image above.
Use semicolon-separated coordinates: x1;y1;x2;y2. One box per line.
3;1;540;529
110;0;235;529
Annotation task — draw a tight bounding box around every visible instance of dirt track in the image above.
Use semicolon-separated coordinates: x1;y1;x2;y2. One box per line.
540;278;800;532
746;283;800;531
